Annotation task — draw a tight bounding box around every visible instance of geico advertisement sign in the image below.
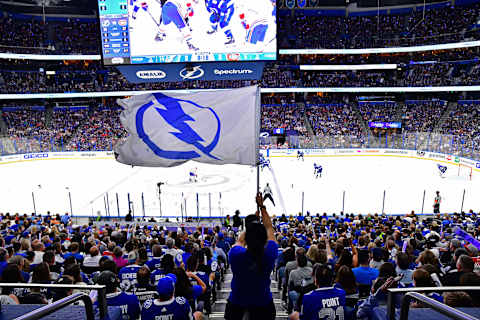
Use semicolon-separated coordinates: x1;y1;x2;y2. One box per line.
23;153;49;159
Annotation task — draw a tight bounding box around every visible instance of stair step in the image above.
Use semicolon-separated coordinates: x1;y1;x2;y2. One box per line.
208;310;289;319
217;289;280;300
212;299;284;313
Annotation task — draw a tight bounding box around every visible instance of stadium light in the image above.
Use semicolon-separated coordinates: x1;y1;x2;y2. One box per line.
299;64;397;71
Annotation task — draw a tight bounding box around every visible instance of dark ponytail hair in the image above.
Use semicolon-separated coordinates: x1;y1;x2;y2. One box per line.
245;222;267;273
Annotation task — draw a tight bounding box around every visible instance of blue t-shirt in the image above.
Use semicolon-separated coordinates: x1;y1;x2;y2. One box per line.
141;297;193;320
63;252;84;263
0;261;8;277
300;287;347;320
182;252;192;265
105;292;141;320
228;240;278;307
352;266;379;286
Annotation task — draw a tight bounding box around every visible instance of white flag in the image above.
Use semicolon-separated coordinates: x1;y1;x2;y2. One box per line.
115;86;260;167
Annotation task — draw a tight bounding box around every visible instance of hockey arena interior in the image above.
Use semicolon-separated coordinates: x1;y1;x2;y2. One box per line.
3;0;480;319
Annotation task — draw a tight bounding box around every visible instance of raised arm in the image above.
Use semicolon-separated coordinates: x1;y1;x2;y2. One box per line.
256;192;276;242
187;271;207;293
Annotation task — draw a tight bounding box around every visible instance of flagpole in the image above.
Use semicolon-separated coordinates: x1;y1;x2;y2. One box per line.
256;86;261;209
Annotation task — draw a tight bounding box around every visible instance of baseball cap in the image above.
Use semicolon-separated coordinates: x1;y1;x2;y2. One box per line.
157;274;177;296
96;271;119;293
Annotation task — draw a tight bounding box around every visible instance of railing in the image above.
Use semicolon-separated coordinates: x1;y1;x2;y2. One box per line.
14;293;94;320
2;132;480;161
387;287;480;320
0;283;107;319
399;292;479;320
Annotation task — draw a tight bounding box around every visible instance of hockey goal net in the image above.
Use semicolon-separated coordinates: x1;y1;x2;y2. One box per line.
458;163;473;180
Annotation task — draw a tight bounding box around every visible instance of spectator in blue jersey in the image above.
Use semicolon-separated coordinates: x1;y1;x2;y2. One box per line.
225;193;278;320
151;254;175;286
216;232;231;256
8;255;30;283
352;250;379;286
145;244;163;271
0;248;9;277
290;264;349;320
172;267;206;312
96;270;141;320
141;274;195;320
119;251;143;292
182;242;194;267
63;242;84;264
61;213;70;226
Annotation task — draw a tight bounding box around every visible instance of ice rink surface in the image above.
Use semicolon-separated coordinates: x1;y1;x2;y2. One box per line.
0;153;477;217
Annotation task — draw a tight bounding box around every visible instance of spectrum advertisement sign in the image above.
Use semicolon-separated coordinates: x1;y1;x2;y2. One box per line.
116;62;265;83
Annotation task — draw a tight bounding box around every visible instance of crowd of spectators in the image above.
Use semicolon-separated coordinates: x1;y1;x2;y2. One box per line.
0;194;480;319
2;58;480;93
437;101;480;153
401;100;447;133
305;103;364;137
279;3;480;49
3;97;480;158
1;3;480;54
0;105;127;152
358;101;399;122
0;17;98;54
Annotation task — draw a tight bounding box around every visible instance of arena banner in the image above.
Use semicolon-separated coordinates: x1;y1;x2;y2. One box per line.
263;148;480;171
116;62;265;83
1;150;479;175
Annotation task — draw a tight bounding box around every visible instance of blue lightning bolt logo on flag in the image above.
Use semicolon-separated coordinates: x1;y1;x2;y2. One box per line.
135;93;221;161
115;86;260;167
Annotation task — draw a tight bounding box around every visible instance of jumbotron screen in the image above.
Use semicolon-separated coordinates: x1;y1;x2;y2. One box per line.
97;0;277;65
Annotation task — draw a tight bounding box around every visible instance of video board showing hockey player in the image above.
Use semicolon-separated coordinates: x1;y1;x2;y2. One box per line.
98;0;277;64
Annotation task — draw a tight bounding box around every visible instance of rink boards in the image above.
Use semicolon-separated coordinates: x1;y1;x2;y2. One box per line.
0;149;478;217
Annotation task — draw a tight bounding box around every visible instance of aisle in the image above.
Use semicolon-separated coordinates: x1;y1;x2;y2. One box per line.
209;268;288;320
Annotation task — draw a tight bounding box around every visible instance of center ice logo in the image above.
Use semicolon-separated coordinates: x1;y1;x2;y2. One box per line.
135;93;221;161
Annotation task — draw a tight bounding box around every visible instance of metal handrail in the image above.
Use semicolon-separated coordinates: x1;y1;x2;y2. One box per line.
387;287;480;320
0;283;107;319
13;292;94;320
400;292;479;320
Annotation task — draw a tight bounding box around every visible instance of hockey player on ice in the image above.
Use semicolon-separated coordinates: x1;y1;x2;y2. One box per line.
314;163;322;178
259;153;270;171
205;0;236;45
297;150;304;161
189;168;198;183
155;0;199;51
